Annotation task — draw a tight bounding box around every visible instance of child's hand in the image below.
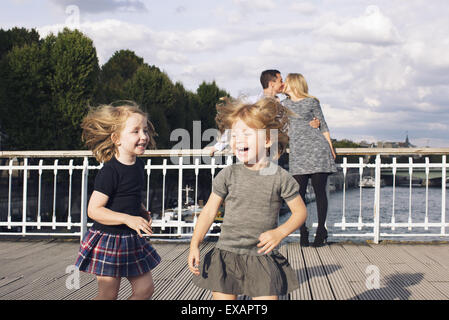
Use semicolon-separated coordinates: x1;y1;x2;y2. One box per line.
124;215;153;237
188;247;200;276
257;229;285;254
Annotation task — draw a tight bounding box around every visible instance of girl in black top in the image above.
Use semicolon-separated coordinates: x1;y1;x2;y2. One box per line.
74;102;160;300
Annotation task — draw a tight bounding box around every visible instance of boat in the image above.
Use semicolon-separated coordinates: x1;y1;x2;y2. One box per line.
162;185;203;222
359;176;375;188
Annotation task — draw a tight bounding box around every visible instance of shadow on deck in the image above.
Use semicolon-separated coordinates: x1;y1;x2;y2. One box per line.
1;239;449;300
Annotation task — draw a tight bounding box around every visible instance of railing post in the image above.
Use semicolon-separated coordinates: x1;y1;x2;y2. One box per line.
442;155;447;235
373;154;381;244
177;156;183;236
80;157;89;241
22;158;28;237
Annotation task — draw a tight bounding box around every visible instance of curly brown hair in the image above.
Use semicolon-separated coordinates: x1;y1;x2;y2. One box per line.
81;102;157;163
215;97;295;159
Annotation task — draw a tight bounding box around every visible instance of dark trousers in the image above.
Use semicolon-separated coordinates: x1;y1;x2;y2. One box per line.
293;173;329;233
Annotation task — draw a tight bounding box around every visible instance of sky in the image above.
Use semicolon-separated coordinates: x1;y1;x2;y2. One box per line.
2;0;449;147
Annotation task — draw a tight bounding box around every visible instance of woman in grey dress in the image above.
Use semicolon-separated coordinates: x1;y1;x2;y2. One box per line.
282;73;337;247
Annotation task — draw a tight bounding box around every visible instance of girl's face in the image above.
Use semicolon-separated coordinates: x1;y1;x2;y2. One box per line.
114;113;150;161
230;119;271;169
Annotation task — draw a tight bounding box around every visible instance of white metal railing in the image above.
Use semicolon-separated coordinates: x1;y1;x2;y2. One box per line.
0;148;448;243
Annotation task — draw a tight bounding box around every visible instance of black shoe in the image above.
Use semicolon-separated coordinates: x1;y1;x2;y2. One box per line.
300;228;309;247
312;228;328;247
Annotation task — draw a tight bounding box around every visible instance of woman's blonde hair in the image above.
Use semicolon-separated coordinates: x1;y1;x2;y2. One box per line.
284;73;319;102
81;102;157;163
215;97;294;159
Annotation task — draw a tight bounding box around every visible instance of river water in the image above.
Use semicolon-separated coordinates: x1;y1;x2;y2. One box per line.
280;185;449;242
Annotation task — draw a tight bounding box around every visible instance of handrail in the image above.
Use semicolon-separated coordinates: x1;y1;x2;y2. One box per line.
1;147;449;158
0;149;447;242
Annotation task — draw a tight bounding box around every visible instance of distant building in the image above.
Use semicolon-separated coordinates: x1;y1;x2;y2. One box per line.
359;140;375;148
376;134;415;148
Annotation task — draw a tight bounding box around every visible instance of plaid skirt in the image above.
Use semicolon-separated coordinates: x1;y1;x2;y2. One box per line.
75;228;161;277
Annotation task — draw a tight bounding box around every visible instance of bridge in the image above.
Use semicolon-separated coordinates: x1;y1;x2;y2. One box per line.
0;148;448;300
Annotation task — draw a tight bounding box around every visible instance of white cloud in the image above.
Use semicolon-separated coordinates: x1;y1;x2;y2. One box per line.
233;0;276;11
364;97;380;107
290;2;317;15
25;1;449;147
49;0;148;14
318;5;402;46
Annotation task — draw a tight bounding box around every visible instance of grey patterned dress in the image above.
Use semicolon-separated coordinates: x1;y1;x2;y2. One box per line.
282;97;337;175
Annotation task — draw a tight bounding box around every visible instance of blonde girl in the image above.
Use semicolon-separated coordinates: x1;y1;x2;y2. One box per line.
188;97;307;300
74;102;161;300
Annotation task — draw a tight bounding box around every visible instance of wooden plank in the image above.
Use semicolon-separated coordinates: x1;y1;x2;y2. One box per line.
315;244;356;300
0;243;78;298
301;246;334;300
0;240;41;256
429;282;449;299
419;245;449;269
0;241;75;279
1;241;449;300
176;242;215;300
341;243;370;263
381;245;449;282
287;242;311;300
356;244;430;300
389;263;447;300
167;242;215;300
328;244;366;282
0;276;23;289
62;273;98;300
329;244;399;300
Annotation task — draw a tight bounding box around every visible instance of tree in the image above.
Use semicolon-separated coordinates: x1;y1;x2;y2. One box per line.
0;41;53;149
96;49;144;104
49;28;100;149
127;65;176;148
0;28;99;150
0;27;40;59
196;81;229;146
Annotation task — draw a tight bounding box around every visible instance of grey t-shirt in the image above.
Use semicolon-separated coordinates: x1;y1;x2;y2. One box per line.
212;162;299;255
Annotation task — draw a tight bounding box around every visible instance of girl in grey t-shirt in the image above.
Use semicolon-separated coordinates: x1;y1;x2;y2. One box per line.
188;97;307;300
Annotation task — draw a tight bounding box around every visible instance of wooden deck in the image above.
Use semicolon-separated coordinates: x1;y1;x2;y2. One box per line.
1;239;449;300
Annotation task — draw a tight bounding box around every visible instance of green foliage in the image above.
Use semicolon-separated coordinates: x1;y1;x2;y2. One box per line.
0;27;229;151
0;28;99;150
96;49;144;103
196;81;229;145
0;27;40;59
333;139;360;148
49;28;100;149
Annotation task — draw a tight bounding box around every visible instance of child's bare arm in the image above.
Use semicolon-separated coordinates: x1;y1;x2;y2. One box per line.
188;192;223;275
88;191;152;237
257;195;307;254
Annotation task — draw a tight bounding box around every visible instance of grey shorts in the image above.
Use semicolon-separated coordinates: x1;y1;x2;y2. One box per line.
192;247;299;297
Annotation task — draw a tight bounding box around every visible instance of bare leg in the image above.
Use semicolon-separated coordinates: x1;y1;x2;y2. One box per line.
127;271;155;300
253;295;278;300
212;291;238;300
95;276;121;300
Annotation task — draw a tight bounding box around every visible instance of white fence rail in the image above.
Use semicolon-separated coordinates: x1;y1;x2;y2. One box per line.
0;148;448;243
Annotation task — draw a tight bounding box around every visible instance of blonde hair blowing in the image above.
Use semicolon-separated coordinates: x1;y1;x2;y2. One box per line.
285;73;319;102
215;97;295;159
81;102;157;163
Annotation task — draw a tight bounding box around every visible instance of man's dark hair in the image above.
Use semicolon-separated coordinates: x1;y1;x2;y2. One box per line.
260;69;281;89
